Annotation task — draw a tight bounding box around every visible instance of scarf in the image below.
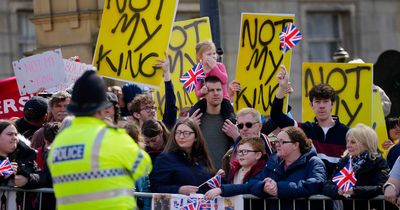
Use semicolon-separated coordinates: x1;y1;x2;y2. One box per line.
350;151;369;171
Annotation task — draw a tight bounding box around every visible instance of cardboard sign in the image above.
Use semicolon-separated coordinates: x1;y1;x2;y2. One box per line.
12;49;66;95
0;77;34;119
372;89;389;156
302;62;373;127
93;0;179;87
234;13;295;115
154;17;212;119
49;59;94;92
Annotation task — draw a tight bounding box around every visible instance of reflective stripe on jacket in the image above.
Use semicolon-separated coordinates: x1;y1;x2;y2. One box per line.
48;117;151;210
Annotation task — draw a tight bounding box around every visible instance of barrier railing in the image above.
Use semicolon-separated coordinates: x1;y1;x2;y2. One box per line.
0;187;395;210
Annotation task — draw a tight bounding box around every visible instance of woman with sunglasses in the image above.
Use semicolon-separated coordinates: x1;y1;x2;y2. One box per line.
150;118;217;195
248;126;326;210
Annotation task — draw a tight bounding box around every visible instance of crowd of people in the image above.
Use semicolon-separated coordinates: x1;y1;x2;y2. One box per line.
0;41;400;210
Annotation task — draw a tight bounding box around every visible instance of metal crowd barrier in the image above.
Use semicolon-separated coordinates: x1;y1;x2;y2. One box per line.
0;187;395;210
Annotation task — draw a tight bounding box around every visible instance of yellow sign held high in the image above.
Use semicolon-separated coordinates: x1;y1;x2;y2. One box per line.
93;0;179;87
302;62;373;127
154;17;212;119
372;89;389;156
234;13;295;115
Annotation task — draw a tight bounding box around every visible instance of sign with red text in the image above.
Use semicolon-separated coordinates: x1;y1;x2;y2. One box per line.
0;77;34;119
12;49;66;95
49;59;94;92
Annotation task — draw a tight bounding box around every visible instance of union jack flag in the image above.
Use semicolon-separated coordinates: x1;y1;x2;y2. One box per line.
206;175;222;189
181;197;201;210
180;63;206;92
279;23;303;53
332;161;357;192
0;159;13;177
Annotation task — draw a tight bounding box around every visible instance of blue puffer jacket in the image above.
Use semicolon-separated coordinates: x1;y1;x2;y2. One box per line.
249;149;326;210
150;151;214;194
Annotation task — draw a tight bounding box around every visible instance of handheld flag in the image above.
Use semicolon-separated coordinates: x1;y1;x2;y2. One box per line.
180;63;206;92
279;23;303;53
0;159;14;177
206;175;222;189
332;161;357;192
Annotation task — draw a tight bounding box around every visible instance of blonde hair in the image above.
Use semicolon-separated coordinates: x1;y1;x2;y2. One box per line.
236;108;261;123
343;123;380;159
195;40;216;62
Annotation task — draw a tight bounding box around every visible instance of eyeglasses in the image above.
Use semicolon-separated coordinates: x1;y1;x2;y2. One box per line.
237;149;258;156
175;130;194;138
271;140;293;146
237;121;259;129
141;106;157;113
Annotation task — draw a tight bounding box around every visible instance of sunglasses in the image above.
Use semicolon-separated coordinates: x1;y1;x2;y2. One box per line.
237;121;259;129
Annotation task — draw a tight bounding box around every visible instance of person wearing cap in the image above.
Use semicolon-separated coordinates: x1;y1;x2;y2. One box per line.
101;92;120;125
47;70;151;210
15;96;49;140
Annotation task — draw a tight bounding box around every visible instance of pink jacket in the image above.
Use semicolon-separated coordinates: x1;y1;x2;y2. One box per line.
195;62;230;100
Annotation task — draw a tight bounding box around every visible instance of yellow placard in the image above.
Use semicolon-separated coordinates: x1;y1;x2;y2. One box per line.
93;0;179;87
234;13;295;115
154;17;212;119
372;89;389;156
302;62;373;127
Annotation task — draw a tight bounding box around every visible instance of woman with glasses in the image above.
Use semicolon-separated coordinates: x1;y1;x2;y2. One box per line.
141;119;170;161
150;118;216;195
205;137;266;203
323;124;389;210
249;126;326;210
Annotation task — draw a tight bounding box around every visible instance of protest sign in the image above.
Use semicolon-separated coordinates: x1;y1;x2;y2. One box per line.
372;89;389;156
302;62;373;127
234;13;295;115
0;77;34;119
151;193;242;210
93;0;179;87
154;17;212;118
49;59;93;92
12;49;66;95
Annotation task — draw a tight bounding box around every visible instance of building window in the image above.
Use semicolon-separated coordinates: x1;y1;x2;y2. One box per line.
306;12;351;62
17;10;36;56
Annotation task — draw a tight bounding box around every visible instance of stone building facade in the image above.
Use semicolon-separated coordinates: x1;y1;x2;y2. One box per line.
1;0;399;118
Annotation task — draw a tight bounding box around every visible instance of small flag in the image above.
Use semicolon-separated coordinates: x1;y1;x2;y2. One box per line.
332;161;357;192
206;175;222;189
279;23;303;53
180;63;206;92
0;159;13;177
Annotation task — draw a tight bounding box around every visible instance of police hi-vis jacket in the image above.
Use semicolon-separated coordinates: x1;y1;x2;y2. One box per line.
48;117;151;210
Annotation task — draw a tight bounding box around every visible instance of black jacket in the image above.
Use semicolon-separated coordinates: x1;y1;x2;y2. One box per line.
323;155;389;210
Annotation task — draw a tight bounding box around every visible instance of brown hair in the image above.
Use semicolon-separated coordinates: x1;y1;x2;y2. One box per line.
164;118;216;173
238;137;266;155
0;120;14;135
124;121;142;144
142;119;170;148
282;126;312;153
308;83;336;103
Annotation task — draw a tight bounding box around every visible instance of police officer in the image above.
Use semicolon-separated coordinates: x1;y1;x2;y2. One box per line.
48;70;151;210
